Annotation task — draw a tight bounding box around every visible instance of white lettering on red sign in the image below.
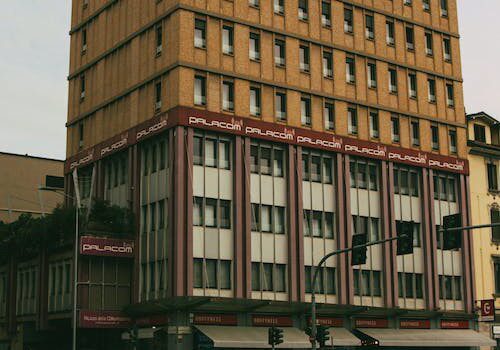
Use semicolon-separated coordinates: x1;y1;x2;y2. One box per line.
429;159;465;171
345;144;387;157
82;244;133;254
100;138;128;157
189;116;243;132
388;152;427;165
70;151;94;170
136;119;168;140
297;136;342;150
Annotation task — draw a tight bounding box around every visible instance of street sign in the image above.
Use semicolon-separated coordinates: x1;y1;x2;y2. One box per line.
480;299;495;322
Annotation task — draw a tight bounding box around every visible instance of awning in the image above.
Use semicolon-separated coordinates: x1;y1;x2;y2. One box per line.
194;326;311;348
327;328;361;347
358;328;496;347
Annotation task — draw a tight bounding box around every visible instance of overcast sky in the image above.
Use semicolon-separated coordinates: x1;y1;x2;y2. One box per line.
0;1;498;160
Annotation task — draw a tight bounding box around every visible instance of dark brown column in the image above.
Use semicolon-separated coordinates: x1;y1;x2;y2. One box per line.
185;128;194;296
465;176;476;311
167;130;175;298
343;155;354;304
96;159;104;199
387;162;398;307
131;145;140;303
293;146;303;302
7;256;17;334
172;126;187;297
459;175;473;313
335;153;347;305
428;169;440;308
233;136;244;298
380;161;393;308
421;168;435;310
243;138;252;298
37;248;48;330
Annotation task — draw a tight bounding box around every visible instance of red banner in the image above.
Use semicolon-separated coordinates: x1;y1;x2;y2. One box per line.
355;318;389;328
80;236;135;258
308;317;343;327
193;313;238;326
400;319;431;329
440;320;469;329
79;311;132;328
135;314;169;327
252;315;293;327
66;107;469;175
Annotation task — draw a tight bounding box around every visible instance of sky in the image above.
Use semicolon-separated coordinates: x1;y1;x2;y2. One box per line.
0;1;498;160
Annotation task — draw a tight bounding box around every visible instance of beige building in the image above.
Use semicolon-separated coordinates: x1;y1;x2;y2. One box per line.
0;152;64;223
468;112;500;346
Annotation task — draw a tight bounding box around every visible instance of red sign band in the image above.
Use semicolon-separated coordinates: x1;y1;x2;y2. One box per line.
400;319;431;329
66;107;469;175
79;310;132;329
80;236;135;258
308;317;344;327
252;315;293;327
440;320;469;329
193;313;238;326
355;318;389;328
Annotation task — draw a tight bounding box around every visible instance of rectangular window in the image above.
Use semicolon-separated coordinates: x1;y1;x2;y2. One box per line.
386;20;395;45
440;0;448;17
449;129;457;154
411;120;420;146
365;13;374;40
205;199;217;228
474;124;486;143
303;210;311;236
263;263;273;291
446;83;455;107
425;31;434;55
408;72;417;98
193;259;203;288
252;263;261;290
322;51;333;78
431;124;439;150
249;32;260;60
251;203;260;231
389;67;398;93
222;25;234;54
275;265;286;292
194;75;206;105
324;102;334;130
249;0;259;7
274;39;286;66
274;206;285;234
487;163;498;191
423;0;430;11
404;0;412;5
250;86;261;116
492;209;500;243
222;80;234;111
298;0;308;20
428;78;436;103
82;27;88;52
261;205;272;232
348;107;358;135
346;57;356;83
220;200;231;229
344;7;353;33
321;1;331;27
274;149;284;177
194;19;206;48
80;75;86;99
220;260;231;290
406;26;415;50
299;45;310;72
155;25;162;54
274;0;284;14
275;91;287;121
367;62;377;88
155;81;162;110
443;37;452;61
495;260;500;294
391;115;400;143
301;95;311;126
205;138;217;167
312;212;322;238
369;111;379;139
311;155;321;182
206;260;217;289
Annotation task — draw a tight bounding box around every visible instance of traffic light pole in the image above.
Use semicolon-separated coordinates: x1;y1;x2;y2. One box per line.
310;235;404;350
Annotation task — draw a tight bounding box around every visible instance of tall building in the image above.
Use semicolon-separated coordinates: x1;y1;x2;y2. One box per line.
0;152;64;223
2;0;496;349
467;111;500;348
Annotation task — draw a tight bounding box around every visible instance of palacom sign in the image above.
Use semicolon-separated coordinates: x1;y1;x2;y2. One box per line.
80;236;135;258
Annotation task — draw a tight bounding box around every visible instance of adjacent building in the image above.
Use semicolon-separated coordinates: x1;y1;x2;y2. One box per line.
0;0;496;349
0;152;64;223
467;111;500;347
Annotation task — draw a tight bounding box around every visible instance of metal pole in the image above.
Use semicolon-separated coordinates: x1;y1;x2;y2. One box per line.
73;206;79;350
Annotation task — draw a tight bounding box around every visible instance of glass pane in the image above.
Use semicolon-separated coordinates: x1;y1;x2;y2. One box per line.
263;264;273;291
261;205;272;232
275;265;286;292
274;149;284;177
252;263;261;291
219;140;230;169
260;147;271;175
323;157;332;184
205;199;217;228
220;261;231;290
325;212;334;239
205;139;217;167
274;207;285;234
206;260;217;289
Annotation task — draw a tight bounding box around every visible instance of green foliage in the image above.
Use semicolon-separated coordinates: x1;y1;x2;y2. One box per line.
0;200;134;263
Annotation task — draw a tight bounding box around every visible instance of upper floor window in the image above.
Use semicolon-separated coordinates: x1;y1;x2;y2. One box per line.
252;263;286;292
274;0;284;14
369;111;379;139
408;72;417;99
494;258;500;293
398;272;424;299
474;124;486;143
194;75;206;106
82;27;88;53
443;37;452;61
324;101;335;130
193;134;231;169
433;174;456;202
303;210;334;239
431;124;440;150
411;120;420;146
323;51;333;78
350;159;378;191
449;129;457;154
406;26;415;50
348;107;358;135
404;0;412;5
365;13;375;40
394;167;419;196
391;115;400;143
194;259;232;290
80;74;86;100
346;57;356;83
222;79;234;111
194;19;206;48
250;143;285;177
344;7;353;33
251;204;286;234
249;32;260;60
446;83;455;107
492;209;500;243
298;0;308;20
367;62;377;88
428;78;436;103
425;31;434;56
423;0;431;12
155;24;163;55
321;1;332;27
222;25;234;55
301;95;311;126
302;150;333;184
305;267;336;294
249;0;259;7
193;197;231;228
299;45;310;72
389;67;398;93
154;80;162;111
275;91;287;121
250;86;261;116
386;20;395;46
440;0;448;17
354;270;382;297
274;38;286;66
487;163;498;192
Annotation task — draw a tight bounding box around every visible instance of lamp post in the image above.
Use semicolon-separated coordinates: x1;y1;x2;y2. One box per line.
39;187;79;350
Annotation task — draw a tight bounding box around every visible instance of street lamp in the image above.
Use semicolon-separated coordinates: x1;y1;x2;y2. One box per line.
39;186;80;350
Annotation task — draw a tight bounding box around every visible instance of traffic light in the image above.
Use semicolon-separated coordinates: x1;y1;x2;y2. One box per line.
316;326;330;348
268;327;284;348
442;213;462;250
351;233;367;265
397;221;414;255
